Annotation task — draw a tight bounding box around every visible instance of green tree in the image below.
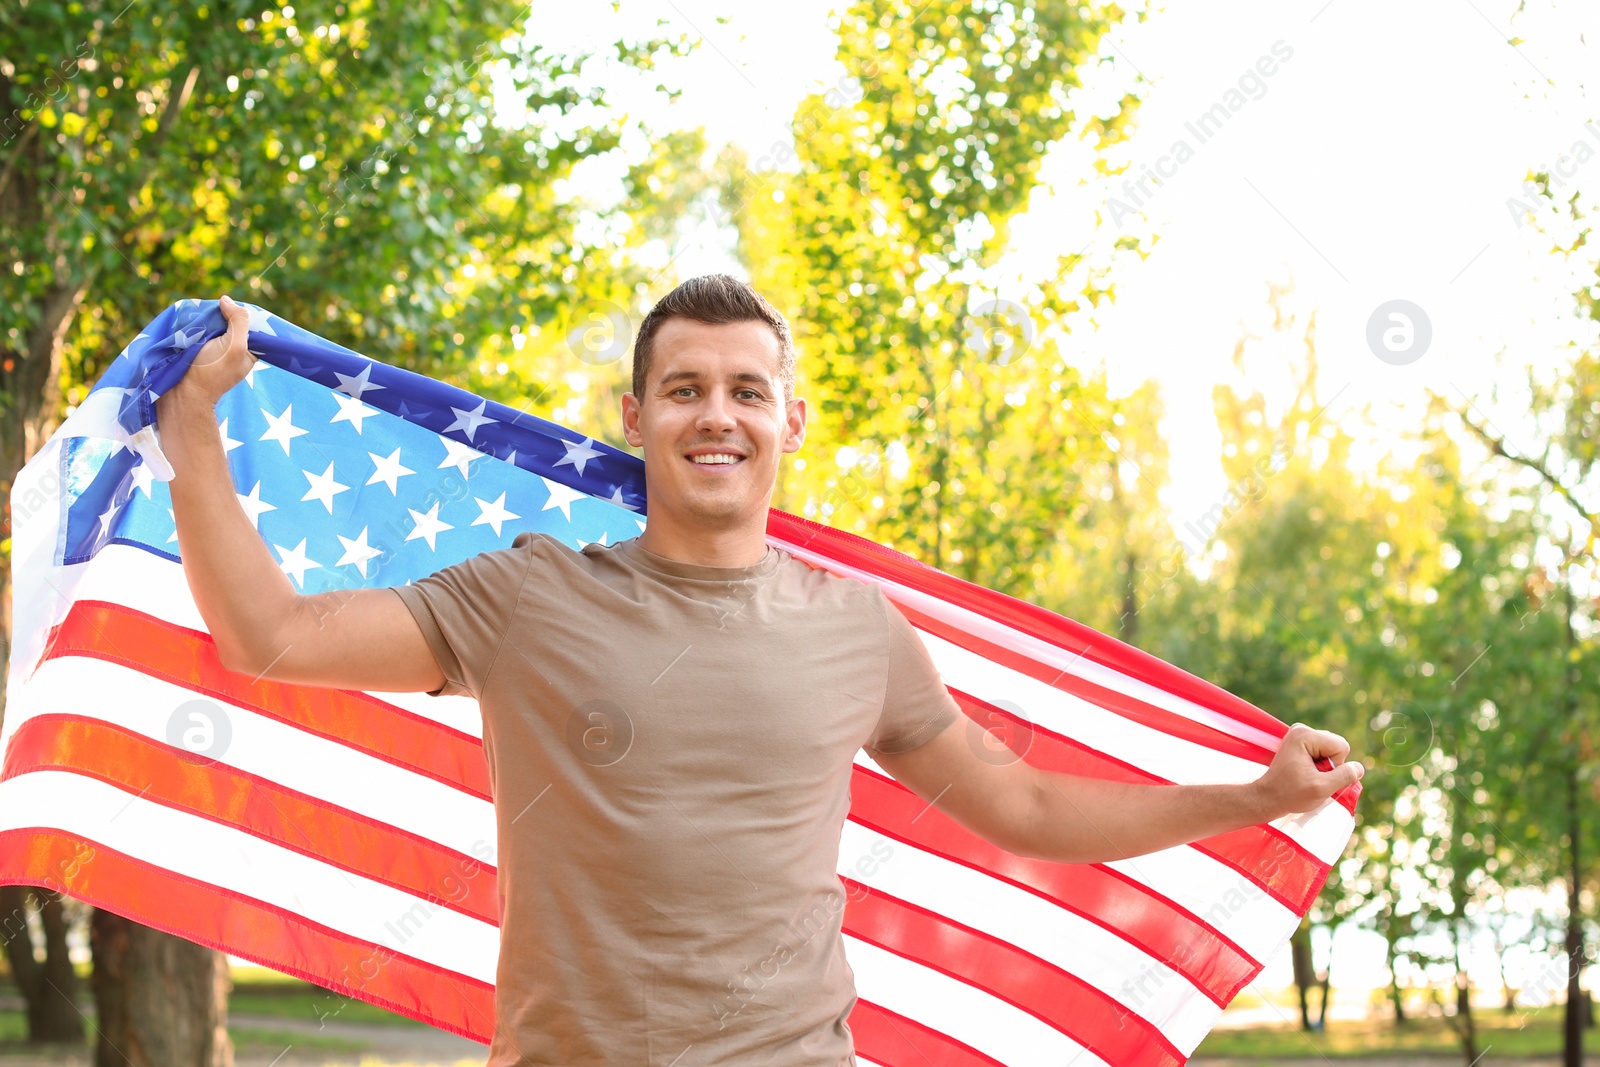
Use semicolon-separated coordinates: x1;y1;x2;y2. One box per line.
1;1;676;1057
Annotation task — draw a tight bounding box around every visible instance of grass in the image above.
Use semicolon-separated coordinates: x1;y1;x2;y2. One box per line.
1196;1003;1600;1058
228;976;433;1028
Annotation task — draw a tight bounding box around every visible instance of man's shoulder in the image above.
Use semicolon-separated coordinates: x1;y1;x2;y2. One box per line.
773;550;890;619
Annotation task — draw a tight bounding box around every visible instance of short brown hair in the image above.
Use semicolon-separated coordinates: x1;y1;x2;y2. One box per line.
631;274;796;403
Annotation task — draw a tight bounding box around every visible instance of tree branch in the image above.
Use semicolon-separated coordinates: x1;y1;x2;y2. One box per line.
1454;401;1598;557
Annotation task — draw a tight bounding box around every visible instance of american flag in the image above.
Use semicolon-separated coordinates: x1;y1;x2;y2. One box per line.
2;299;1359;1066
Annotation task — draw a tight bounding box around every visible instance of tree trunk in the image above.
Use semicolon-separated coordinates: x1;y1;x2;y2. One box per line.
1453;919;1478;1067
1290;918;1315;1031
89;910;233;1067
0;886;84;1042
1384;927;1408;1025
1564;582;1584;1067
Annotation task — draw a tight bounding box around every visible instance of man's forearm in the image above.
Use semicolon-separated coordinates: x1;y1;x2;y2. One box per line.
157;392;301;673
1022;769;1275;865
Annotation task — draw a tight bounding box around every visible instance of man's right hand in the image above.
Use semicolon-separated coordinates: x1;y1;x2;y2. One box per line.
165;294;257;410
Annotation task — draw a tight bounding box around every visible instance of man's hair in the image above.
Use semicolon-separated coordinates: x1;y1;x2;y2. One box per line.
631;274;796;403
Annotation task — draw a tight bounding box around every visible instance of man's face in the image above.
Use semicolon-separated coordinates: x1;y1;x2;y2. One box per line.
621;318;805;530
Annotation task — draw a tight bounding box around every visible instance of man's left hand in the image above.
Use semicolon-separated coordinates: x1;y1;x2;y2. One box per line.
1253;723;1363;820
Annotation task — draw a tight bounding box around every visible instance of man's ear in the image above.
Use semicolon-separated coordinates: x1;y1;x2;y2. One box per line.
621;392;643;448
782;396;807;455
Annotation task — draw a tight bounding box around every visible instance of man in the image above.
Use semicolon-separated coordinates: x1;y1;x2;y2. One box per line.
157;276;1362;1066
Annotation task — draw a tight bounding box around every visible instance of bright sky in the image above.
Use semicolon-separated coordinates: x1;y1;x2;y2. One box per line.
521;0;1600;995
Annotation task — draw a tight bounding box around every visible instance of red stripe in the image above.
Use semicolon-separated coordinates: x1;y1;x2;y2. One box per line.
848;998;1005;1067
950;692;1331;913
0;829;497;1044
768;510;1361;817
2;716;500;925
901;600;1276;766
41;600;491;798
844;880;1186;1067
848;765;1257;1005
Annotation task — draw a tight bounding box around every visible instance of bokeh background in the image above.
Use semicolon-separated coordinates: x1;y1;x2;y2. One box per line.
2;0;1598;1064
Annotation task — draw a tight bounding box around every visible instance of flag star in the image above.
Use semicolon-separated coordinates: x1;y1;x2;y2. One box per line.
300;461;351;514
554;436;604;477
236;481;277;530
605;485;641;512
217;417;243;454
333;363;385;401
635;519;647;533
539;477;587;522
366;447;415;494
330;391;378;434
438;438;485;480
504;449;517;468
576;531;611;550
170;327;196;350
259;403;308;456
471;492;521;537
244;303;279;337
443;398;497;443
244;359;265;387
129;462;156;499
405;501;454;551
166;507;179;544
336;526;385;578
274;538;321;589
97;501;120;541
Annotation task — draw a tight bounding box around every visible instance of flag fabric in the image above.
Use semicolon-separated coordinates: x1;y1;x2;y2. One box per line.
2;299;1359;1067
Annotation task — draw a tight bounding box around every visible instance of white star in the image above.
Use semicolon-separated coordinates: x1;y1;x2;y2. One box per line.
438;438;485;480
471;492;520;537
575;531;612;550
635;519;648;533
236;481;277;530
300;461;350;514
166;507;179;544
244;303;279;337
259;403;308;456
129;462;156;499
330;391;378;434
367;448;415;495
605;485;641;512
333;363;384;401
504;450;517;467
554;436;604;477
274;538;321;589
217;417;244;454
336;526;385;578
405;501;454;550
97;501;120;541
442;399;497;443
244;359;265;387
171;327;195;350
539;477;587;522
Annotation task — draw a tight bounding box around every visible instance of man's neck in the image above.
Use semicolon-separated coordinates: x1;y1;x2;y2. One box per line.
635;522;771;569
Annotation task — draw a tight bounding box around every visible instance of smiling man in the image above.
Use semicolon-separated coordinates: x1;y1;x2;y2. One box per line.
159;275;1362;1067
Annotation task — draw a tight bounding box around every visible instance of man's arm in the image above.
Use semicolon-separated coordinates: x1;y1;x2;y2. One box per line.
873;720;1362;864
156;295;445;693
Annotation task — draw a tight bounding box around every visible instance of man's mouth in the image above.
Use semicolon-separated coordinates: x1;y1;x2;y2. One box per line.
686;452;746;468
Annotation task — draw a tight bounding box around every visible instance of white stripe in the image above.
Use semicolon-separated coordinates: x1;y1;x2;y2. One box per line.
839;822;1220;1052
9;657;496;864
850;752;1293;967
54;541;485;739
845;935;1111;1067
0;771;499;983
1102;847;1299;964
773;537;1280;750
914;630;1350;865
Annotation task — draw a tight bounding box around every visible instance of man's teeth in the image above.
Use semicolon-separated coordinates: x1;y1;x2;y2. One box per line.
690;455;742;464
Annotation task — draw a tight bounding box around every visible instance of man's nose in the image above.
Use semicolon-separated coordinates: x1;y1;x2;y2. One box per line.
695;392;738;432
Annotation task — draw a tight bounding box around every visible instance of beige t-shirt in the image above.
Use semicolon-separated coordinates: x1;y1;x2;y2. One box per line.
391;532;960;1066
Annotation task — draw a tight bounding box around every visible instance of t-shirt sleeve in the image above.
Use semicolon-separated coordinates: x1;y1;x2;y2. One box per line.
389;531;539;699
864;588;962;757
